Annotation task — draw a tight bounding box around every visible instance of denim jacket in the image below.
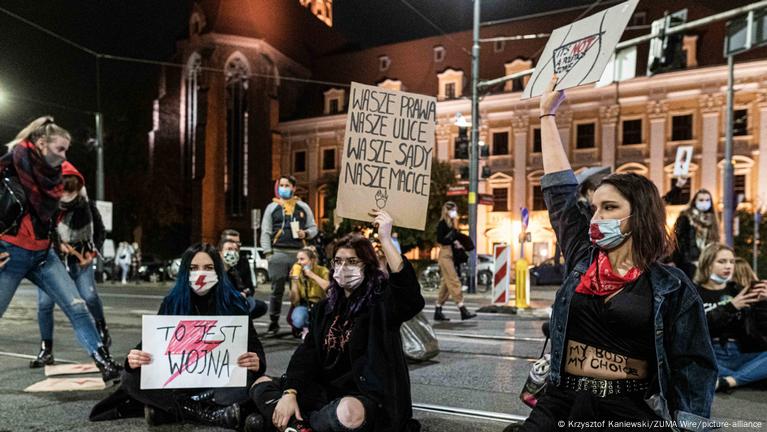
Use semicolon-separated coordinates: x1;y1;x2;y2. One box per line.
542;170;717;432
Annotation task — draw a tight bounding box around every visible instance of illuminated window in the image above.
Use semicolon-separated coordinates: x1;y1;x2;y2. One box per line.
225;53;250;216
437;68;464;100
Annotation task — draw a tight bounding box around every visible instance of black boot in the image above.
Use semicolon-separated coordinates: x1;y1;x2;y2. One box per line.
145;405;179;426
96;320;112;349
433;306;450;322
92;346;122;384
30;339;55;368
179;399;240;428
244;412;266;432
459;305;477;321
267;316;280;335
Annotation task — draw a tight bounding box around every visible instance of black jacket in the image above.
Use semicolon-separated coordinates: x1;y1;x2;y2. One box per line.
284;258;424;432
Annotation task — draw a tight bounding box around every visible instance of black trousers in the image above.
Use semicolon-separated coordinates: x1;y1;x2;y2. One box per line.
251;380;376;432
121;369;250;417
520;383;668;432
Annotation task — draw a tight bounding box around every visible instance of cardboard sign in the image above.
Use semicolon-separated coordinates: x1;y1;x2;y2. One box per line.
140;315;248;390
522;0;639;99
95;200;113;232
336;82;436;230
45;363;98;376
673;146;694;177
25;377;108;392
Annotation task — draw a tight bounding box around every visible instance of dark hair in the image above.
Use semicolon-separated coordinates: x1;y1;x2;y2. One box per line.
326;233;385;316
279;175;297;187
162;243;247;315
220;229;240;240
62;175;83;194
599;173;675;271
218;237;238;251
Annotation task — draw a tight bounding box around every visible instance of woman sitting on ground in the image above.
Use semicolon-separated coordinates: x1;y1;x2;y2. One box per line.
90;243;266;429
288;247;329;337
246;210;424;432
515;77;717;431
694;243;767;393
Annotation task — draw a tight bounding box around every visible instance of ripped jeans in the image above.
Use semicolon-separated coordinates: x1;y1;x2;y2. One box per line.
37;256;105;341
0;241;103;355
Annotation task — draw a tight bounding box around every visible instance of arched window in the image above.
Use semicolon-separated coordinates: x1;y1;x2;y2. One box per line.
225;53;250;216
185;53;202;179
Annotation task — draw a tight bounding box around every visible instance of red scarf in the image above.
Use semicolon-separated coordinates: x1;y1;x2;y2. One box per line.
576;251;642;296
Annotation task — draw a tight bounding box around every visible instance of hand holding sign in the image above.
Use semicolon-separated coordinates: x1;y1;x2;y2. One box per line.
127;349;152;369
540;76;566;116
237;352;260;372
369;209;393;241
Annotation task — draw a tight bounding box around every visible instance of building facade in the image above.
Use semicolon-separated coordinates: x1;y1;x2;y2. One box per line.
151;1;767;255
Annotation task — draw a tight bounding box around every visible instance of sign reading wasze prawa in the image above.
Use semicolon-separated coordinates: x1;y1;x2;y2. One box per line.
140;315;248;389
336;82;436;231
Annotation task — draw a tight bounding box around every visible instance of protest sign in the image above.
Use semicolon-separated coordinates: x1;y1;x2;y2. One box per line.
336;82;436;230
522;0;639;99
140;315;248;390
673;146;694;178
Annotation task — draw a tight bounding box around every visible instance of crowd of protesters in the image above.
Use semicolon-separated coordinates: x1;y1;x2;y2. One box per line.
0;110;765;432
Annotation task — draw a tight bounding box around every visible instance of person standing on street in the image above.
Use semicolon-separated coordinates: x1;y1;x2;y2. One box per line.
0;116;121;383
672;189;721;279
115;241;134;284
434;201;476;321
260;175;317;334
219;235;268;320
31;162;112;368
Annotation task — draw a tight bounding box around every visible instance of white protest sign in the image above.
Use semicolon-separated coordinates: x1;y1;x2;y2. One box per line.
140;315;248;390
673;146;694;178
522;0;639;99
95;200;113;232
336;82;435;230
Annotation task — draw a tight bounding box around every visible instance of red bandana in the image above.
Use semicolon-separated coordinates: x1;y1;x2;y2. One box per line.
576;251;642;296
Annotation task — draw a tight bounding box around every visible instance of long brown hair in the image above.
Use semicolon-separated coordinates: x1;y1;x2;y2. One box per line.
599;173;675;271
326;233;385;316
694;243;734;285
733;257;757;289
682;189;720;244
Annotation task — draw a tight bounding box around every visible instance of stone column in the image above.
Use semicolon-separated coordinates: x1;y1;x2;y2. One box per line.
758;92;767;207
699;94;723;195
512;115;529;224
647;101;668;190
600;105;620;169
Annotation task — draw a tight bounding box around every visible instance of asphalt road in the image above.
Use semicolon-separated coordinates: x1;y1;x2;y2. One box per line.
0;281;764;432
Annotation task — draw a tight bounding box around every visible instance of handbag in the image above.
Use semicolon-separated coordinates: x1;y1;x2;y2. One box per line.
0;172;25;235
400;312;439;362
519;335;550;408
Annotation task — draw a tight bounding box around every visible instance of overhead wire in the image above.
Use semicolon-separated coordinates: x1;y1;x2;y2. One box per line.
398;0;472;56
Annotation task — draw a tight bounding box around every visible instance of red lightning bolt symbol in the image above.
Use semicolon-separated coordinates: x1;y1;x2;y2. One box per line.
193;274;207;290
162;319;224;387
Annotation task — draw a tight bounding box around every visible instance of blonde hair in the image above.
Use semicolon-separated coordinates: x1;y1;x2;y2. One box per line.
441;201;457;228
733;257;758;289
6;116;71;150
693;243;734;284
297;247;317;261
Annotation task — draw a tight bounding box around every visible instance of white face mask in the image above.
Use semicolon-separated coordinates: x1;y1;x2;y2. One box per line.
60;193;78;203
448;210;458;219
695;200;712;212
189;270;218;296
333;265;365;291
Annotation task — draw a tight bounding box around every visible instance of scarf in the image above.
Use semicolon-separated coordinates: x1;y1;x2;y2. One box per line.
272;196;300;216
685;208;718;252
57;196;94;250
0;140;63;239
576;251;642;296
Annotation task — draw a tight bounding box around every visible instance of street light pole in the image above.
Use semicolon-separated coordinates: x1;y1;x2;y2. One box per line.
468;0;481;294
723;54;735;247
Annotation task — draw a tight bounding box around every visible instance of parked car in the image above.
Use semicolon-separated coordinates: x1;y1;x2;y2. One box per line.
530;256;565;286
418;254;494;292
166;246;270;285
138;255;168;282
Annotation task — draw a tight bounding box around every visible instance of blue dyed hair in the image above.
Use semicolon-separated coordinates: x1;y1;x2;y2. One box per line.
162;243;248;316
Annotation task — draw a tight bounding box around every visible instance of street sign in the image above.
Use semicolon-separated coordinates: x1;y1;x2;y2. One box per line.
725;9;767;56
493;244;511;305
95;200;113;232
447;184;469;196
479;194;494;206
521;207;530;229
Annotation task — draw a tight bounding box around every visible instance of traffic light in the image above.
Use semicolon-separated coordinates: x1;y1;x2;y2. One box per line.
455;126;469;159
647;9;688;75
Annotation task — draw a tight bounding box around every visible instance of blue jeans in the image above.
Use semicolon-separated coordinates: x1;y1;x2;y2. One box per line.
0;241;103;355
291;305;309;329
713;341;767;386
246;296;268;320
37;257;105;341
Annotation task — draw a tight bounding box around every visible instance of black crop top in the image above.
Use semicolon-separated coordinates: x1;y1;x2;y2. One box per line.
566;273;655;362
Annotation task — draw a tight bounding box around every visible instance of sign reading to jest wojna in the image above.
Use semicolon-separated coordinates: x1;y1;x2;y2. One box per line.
140;315;248;390
336;82;436;231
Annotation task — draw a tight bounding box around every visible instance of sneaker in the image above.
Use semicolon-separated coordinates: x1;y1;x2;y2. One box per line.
267;321;280;335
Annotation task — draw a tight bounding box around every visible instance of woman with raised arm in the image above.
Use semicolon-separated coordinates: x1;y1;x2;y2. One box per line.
517;78;717;431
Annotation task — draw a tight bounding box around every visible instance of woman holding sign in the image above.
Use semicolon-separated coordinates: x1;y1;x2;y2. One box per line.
515;77;717;431
90;243;266;429
247;210;424;432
